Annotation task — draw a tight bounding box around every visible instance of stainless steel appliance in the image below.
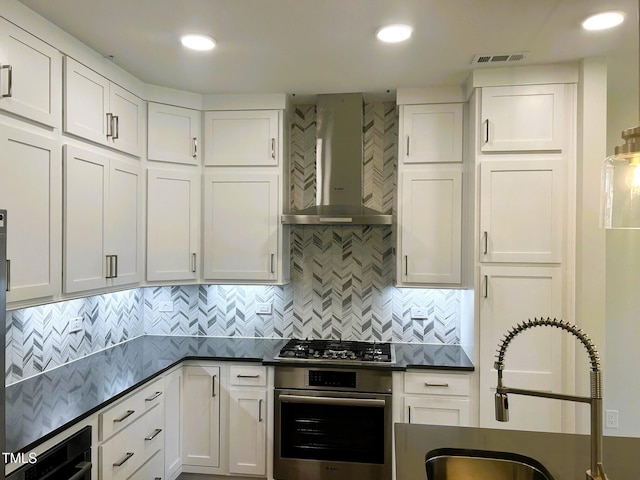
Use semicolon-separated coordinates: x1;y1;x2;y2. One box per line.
275;338;395;364
1;210;6;480
6;426;92;480
274;339;394;480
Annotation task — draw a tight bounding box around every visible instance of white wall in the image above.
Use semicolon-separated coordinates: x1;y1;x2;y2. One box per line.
604;42;640;437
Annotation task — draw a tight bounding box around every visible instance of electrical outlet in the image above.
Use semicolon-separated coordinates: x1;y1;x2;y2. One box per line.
158;301;174;312
605;409;619;429
410;307;429;319
256;302;272;315
69;316;83;334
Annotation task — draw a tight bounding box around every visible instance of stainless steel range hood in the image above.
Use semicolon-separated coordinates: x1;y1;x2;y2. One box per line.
281;93;392;225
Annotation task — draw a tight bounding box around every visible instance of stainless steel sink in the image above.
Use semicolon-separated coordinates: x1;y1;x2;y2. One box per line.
425;448;555;480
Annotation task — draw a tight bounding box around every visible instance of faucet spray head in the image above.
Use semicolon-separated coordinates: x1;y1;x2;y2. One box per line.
495;392;509;422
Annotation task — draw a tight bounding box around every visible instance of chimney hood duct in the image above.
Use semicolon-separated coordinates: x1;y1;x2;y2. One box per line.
281;93;392;225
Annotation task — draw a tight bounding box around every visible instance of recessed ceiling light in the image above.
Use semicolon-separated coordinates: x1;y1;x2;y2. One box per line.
581;11;625;31
180;34;216;51
376;24;413;43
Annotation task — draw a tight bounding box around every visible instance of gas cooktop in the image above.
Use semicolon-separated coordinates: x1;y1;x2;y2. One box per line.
275;338;395;364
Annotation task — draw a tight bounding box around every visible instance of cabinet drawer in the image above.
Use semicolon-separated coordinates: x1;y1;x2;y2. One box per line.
100;378;164;440
404;371;470;396
100;404;164;480
229;365;267;386
128;449;164;480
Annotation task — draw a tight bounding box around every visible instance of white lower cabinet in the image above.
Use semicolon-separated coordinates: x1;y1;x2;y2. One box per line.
98;378;165;480
228;365;268;476
182;363;222;471
402;371;471;427
164;366;183;480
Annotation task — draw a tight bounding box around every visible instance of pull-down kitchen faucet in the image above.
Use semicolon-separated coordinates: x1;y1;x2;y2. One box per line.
494;317;609;480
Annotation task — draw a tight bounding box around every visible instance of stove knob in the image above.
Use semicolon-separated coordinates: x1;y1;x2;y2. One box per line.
332;352;338;359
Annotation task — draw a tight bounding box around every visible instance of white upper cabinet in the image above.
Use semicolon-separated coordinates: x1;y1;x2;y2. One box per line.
64;56;144;156
148;102;201;165
63;145;141;293
481;84;565;152
0;124;60;304
0;18;61;128
402;104;463;163
399;168;462;285
204;110;279;166
479;159;564;263
146;169;200;282
203;172;280;282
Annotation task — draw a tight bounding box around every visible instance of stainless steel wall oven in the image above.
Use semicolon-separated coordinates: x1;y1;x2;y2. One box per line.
274;366;392;480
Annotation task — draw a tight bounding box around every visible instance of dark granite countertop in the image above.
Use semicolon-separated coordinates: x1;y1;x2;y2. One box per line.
5;335;473;453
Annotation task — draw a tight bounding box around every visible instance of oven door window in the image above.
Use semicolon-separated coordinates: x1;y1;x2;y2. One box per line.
280;398;386;464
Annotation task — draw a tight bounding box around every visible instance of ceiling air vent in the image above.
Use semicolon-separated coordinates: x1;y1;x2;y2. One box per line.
471;52;527;65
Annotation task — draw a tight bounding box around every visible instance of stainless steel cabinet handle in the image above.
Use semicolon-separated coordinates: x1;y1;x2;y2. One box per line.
212;374;217;397
404;255;408;276
105;255;112;279
192;137;198;158
483;231;488;255
113;255;118;278
406;135;410;156
106;113;113;138
1;64;13;98
425;382;449;387
5;259;10;292
113;452;134;467
484;275;488;298
271;138;276;159
483;119;489;144
113;409;135;423
145;391;162;402
408;406;411;423
145;428;163;441
237;374;260;378
258;399;263;422
270;253;275;274
191;252;197;273
112;115;119;139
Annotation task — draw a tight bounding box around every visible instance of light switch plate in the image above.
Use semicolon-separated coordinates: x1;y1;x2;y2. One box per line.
69;316;83;334
158;301;174;312
256;303;272;315
410;307;429;319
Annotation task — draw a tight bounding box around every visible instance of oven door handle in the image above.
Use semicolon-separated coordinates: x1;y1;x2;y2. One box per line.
67;461;92;480
279;394;386;408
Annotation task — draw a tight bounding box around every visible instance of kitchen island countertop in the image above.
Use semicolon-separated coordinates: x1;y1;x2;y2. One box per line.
6;335;473;453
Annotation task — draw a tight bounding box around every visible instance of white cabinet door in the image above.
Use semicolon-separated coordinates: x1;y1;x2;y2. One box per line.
147;169;200;281
64;146;141;293
401;104;463;163
63;57;143;156
63;145;109;293
0;18;62;128
0;125;60;303
405;396;470;426
399;167;462;285
148;102;201;165
64;57;110;146
164;367;183;480
479;265;564;433
108;158;141;287
228;388;267;476
108;82;144;157
203;172;279;281
182;365;221;468
481;84;565;152
480;160;564;263
204;110;279;166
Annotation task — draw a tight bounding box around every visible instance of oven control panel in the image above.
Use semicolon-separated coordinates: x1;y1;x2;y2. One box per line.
308;370;357;389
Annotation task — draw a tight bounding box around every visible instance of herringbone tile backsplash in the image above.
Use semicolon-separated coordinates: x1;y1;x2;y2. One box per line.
5;102;461;384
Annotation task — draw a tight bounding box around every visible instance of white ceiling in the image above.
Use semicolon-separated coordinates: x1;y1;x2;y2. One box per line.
16;0;638;98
